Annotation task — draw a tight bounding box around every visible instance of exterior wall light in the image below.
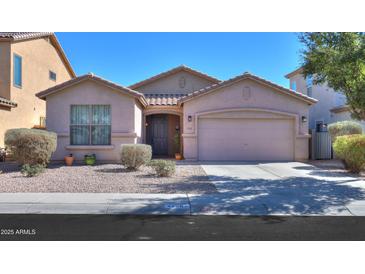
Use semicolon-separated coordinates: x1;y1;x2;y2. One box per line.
188;115;192;122
301;116;307;123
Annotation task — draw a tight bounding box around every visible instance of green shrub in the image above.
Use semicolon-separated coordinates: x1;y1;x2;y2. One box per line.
4;128;57;166
120;144;152;170
149;159;176;177
333;134;365;173
328;121;362;142
21;164;45;177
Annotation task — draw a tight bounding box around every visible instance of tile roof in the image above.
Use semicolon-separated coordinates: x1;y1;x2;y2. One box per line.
330;105;350;113
0;32;53;41
129;65;221;90
144;94;185;106
36;73;147;106
179;72;317;105
0;97;17;108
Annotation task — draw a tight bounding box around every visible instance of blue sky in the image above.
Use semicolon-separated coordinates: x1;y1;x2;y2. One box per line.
56;32;303;88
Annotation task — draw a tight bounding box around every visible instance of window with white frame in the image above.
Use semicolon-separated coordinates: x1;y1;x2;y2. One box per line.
70;105;111;145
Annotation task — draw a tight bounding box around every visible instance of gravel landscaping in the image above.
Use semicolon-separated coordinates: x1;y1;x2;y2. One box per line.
0;162;217;194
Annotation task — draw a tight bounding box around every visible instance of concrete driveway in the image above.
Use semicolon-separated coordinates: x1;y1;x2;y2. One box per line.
189;162;365;215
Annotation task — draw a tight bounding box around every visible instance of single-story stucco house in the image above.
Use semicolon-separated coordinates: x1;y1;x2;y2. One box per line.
36;65;317;161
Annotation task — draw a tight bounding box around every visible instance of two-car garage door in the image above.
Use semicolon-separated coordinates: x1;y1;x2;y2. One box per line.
198;118;294;161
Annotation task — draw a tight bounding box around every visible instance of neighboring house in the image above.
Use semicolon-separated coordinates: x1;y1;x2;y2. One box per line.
37;65;316;162
285;67;365;132
0;32;75;147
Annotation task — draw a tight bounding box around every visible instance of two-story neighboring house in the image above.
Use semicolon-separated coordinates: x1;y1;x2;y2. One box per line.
0;32;75;147
285;67;364;132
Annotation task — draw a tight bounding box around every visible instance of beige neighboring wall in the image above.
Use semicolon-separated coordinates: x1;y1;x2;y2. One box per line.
182;78;311;161
45;80;141;161
135;71;216;94
0;37;73;146
287;70;347;129
0;41;11;100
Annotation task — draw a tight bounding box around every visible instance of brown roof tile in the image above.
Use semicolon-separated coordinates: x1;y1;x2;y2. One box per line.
0;32;53;41
0;97;17;108
144;94;185;106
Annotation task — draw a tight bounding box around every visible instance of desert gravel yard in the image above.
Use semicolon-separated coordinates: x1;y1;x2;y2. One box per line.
0;162;217;194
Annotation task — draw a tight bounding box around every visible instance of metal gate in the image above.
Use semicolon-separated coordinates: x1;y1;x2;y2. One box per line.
311;130;332;160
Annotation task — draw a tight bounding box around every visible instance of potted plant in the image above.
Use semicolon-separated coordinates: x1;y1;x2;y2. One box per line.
64;153;74;166
84;154;96;165
174;131;182;160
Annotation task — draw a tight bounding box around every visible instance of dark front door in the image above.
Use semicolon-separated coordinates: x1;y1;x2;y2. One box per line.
147;115;168;155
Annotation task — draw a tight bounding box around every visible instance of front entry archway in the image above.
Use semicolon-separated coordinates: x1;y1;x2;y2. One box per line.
145;113;181;157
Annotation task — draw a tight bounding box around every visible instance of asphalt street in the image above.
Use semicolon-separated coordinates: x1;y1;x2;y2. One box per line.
1;214;365;240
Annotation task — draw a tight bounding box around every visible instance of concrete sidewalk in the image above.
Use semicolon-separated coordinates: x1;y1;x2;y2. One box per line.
1;192;365;216
0;193;191;215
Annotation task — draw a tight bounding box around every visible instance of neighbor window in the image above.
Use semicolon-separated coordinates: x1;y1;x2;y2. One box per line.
13;54;22;87
70;105;111;145
290;80;297;91
306;75;313;97
49;70;57;81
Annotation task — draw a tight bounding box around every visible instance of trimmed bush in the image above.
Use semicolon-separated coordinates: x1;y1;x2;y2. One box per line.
120;144;152;170
149;159;176;177
333;134;365;173
21;164;45;177
328;121;362;142
4;128;57;166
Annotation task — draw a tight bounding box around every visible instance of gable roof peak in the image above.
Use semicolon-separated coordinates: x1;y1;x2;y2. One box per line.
36;73;147;106
179;71;317;105
129;65;221;90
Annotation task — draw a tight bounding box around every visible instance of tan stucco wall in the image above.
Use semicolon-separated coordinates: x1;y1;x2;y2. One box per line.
0;41;11;99
135;71;216;94
134;103;143;143
45;80;141;161
288;73;347;129
182;79;311;161
167;114;180;156
0;37;72;147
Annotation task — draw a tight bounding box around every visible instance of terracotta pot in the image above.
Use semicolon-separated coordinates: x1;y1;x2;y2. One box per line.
64;156;74;166
175;153;182;160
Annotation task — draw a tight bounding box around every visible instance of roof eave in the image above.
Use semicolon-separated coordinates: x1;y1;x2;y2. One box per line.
178;74;317;105
36;74;147;107
330;105;350;113
128;65;221;90
285;67;304;79
49;34;76;78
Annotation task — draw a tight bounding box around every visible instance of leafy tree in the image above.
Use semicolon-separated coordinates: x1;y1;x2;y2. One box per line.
299;32;365;120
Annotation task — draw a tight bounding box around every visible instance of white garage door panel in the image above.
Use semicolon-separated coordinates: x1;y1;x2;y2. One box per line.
198;118;294;161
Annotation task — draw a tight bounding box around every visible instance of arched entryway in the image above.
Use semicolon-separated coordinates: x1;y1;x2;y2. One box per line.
145;113;181;157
